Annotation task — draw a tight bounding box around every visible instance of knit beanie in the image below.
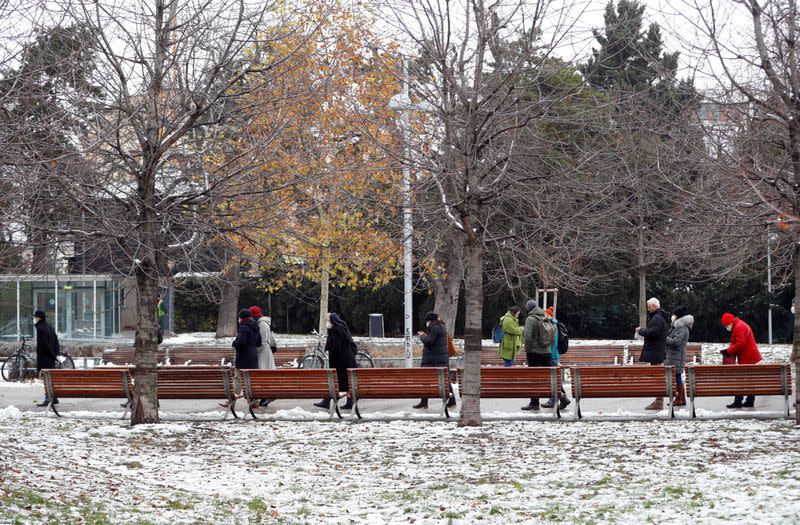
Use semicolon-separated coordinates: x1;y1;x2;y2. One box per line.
721;312;734;326
238;309;252;320
526;299;538;311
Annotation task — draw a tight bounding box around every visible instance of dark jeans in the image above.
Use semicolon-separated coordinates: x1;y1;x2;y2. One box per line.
526;353;554;405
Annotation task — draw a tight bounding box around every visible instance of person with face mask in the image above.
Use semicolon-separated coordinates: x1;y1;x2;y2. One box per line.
720;312;762;408
313;313;356;411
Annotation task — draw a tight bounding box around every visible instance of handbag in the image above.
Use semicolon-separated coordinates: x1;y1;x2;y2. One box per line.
447;336;457;357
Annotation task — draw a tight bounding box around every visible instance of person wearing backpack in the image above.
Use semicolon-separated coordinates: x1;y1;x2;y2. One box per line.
541;307;570;411
521;299;555;410
498;306;523;366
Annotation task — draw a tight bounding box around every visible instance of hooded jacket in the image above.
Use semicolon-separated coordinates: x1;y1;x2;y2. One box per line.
420;319;449;366
232;319;261;369
726;317;762;364
523;304;550;355
498;311;523;361
665;314;694;369
256;316;277;370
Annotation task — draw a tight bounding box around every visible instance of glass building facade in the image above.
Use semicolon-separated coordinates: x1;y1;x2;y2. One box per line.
0;275;125;340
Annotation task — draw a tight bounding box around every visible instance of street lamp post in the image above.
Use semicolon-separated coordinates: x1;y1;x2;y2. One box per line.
390;59;435;368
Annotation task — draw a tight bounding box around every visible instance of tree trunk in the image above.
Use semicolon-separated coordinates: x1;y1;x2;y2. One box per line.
318;263;330;336
458;237;483;427
215;254;241;338
794;238;800;425
432;252;464;336
638;228;647;329
131;252;161;425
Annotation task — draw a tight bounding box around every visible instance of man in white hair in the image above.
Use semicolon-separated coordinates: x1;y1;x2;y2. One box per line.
634;297;670;410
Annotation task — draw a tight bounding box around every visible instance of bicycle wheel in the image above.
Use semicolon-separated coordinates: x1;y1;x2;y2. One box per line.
300;355;324;369
355;352;374;368
1;356;22;381
56;353;75;369
21;357;36;380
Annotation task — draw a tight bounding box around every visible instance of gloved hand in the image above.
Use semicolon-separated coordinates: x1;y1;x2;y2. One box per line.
720;349;729;356
270;345;278;354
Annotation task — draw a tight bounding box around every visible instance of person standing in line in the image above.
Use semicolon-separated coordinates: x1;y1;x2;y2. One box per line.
314;313;356;411
635;297;670;410
665;306;693;407
221;309;261;410
541;307;571;411
498;306;523;366
521;299;553;411
249;305;278;407
413;311;456;409
34;310;60;407
720;312;763;409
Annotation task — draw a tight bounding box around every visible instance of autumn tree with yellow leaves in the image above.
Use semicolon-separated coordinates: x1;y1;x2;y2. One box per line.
236;4;404;335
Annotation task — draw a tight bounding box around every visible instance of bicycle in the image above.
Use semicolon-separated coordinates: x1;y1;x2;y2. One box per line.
300;332;374;369
1;337;75;382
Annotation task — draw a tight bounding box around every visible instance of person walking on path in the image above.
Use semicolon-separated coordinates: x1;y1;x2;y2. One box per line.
541;307;570;411
521;299;555;411
34;310;60;407
314;313;357;411
665;306;693;407
249;305;277;407
413;311;456;409
221;309;261;410
635;297;670;411
498;306;523;366
720;312;763;409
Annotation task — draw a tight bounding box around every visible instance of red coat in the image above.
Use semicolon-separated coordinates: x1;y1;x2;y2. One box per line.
726;318;762;364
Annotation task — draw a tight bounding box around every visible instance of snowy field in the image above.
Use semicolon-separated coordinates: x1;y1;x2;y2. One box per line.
0;407;798;525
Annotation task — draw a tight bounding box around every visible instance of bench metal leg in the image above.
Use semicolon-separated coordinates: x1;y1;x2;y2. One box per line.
575;398;582;420
354;399;363;420
50;402;60;418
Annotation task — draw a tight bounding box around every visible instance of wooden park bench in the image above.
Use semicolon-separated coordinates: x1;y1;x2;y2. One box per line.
166;347;234;366
479;345;626;367
101;348;168;366
240;368;343;420
559;345;626;366
348;367;451;419
459;366;562;418
570;365;675;419
273;346;308;367
156;366;239;419
41;368;133;418
686;364;793;418
628;343;703;365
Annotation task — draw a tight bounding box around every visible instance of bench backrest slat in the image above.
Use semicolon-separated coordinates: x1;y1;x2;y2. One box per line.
45;369;132;399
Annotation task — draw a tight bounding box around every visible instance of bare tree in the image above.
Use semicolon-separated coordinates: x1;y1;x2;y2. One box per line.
6;0;318;425
676;0;800;422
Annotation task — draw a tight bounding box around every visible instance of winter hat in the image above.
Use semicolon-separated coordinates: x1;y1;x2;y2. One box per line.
424;311;438;322
526;299;538;311
673;306;687;318
248;306;263;319
721;312;735;326
545;307;554;318
33;310;46;318
238;309;253;320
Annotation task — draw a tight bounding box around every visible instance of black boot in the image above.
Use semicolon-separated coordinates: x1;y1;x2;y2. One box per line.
558;397;571;410
521;398;540;411
726;395;743;409
741;395;755;408
541;398;556;409
341;397;354;410
412;399;428;409
446;396;456;408
259;399;274;407
36;397;50;407
313;398;331;409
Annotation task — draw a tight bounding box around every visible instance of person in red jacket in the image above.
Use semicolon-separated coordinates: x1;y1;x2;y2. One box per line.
720;312;763;409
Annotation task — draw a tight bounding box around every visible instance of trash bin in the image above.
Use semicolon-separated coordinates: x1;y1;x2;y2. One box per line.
368;314;384;338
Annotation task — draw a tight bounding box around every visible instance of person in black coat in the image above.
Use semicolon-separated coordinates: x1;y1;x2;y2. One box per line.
635;297;670;410
34;310;60;406
314;313;357;410
413;311;455;409
233;309;261;369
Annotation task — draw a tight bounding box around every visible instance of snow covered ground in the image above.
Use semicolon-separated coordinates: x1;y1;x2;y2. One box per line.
0;408;798;524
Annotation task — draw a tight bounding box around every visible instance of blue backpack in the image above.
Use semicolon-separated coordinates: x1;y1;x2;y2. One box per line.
492;323;504;344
